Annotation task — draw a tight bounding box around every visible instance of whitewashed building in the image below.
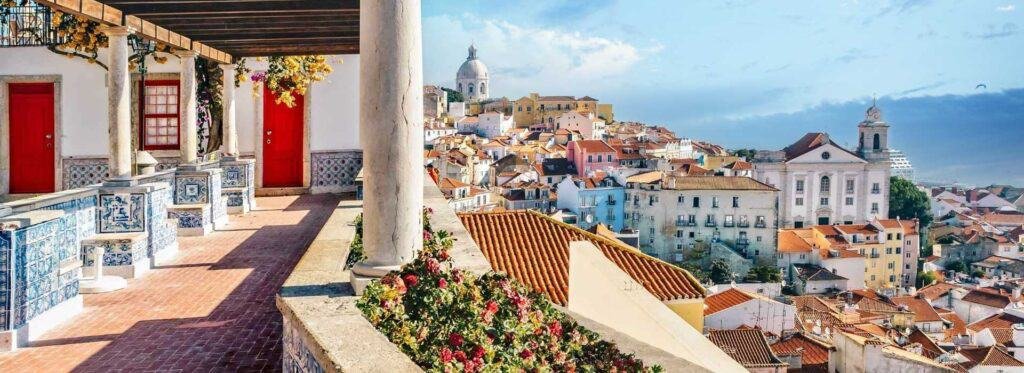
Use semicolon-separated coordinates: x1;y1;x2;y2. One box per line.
703;287;796;335
477;111;512;139
752;104;891;228
556;110;605;140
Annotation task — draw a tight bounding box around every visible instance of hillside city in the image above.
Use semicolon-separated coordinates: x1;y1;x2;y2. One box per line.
422;44;1024;372
0;1;1021;372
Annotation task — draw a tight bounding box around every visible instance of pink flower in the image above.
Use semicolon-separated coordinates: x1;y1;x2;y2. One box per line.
438;278;448;289
463;360;476;372
423;230;433;242
448;333;464;348
437;249;451;261
453;350;467;363
471;345;485;360
481;300;499;323
402;273;419;287
452;269;464;284
548;321;563;337
393;276;407;294
426;258;441;275
440;347;454;363
519;348;533;359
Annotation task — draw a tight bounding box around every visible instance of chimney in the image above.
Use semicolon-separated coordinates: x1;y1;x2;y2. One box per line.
1014;324;1024;348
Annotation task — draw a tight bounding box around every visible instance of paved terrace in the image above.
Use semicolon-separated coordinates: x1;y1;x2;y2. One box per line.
0;194;341;372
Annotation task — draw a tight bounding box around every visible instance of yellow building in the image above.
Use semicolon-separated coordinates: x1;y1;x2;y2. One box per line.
513;93;606;128
815;220;917;291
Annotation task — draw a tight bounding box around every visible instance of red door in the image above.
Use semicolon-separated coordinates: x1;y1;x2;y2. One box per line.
9;83;55;193
262;87;304;187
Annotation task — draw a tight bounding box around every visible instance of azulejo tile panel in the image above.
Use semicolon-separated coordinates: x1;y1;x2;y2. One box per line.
62;158;108;190
82;238;146;267
147;187;177;257
3;211;82;331
222;164;250;188
310;151;363;191
174;176;212;205
98;194;147;233
283;318;326;373
168;209;206;229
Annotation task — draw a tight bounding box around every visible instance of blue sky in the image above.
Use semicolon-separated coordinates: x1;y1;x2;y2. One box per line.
422;1;1024;186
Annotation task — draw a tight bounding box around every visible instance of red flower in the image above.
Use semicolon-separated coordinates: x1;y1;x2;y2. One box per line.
471;345;486;360
520;348;533;359
548;321;563;337
402;273;419;287
463;360;476;372
438;278;448;289
448;332;464;348
452;269;464;284
393;276;407;294
437;249;451;261
423;230;433;242
440;347;454;363
453;350;467;363
426;258;441;275
481;300;499;323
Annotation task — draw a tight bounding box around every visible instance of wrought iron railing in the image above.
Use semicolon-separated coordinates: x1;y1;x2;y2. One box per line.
1;1;66;47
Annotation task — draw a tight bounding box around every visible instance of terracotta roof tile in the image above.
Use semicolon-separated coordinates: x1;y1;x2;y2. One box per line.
771;332;833;369
704;288;755;316
917;283;959;301
958;346;1024;370
906;329;944;359
570;139;615;153
891;296;942;322
967;312;1024;345
779;230;814;253
961;289;1013;309
625;171;663;184
663;176;778;191
707;329;788;369
458;210;705;306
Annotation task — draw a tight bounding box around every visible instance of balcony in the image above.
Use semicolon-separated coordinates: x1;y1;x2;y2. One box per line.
754;222;766;228
870;253;881;258
723;221;735;227
737;221;750;228
0;1;67;47
737;238;750;246
705;222;717;228
675;220;687;227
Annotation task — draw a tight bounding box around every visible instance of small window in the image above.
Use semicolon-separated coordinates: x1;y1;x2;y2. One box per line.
796;180;805;192
732;196;740;208
821;151;831;160
820;197;829;206
796;198;804;206
845;197;854;206
820;176;831;193
712;197;720;208
692;197;700;208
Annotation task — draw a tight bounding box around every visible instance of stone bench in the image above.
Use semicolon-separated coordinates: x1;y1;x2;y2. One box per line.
167;204;212;236
81;232;149;279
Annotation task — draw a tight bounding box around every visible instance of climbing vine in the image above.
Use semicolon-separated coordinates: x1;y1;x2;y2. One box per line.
235;56;334;108
195;59;224;155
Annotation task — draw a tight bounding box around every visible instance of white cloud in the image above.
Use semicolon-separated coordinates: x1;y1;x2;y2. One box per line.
996;4;1015;11
423;15;655;97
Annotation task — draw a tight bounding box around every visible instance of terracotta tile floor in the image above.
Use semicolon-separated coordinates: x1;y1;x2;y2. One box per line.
0;194;342;372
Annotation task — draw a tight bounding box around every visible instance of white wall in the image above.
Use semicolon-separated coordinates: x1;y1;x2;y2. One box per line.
309;55;359;151
703;298;796;335
566;241;746;372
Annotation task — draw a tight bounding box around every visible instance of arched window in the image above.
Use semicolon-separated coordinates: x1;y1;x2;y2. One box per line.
821;176;831;193
458;83;462;92
873;133;881;150
469;83;474;94
480;82;486;94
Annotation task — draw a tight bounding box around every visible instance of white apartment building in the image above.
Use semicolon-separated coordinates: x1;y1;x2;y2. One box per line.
477;111;513;139
556;110;605;140
752;104;891;228
624;172;779;264
889;149;914;181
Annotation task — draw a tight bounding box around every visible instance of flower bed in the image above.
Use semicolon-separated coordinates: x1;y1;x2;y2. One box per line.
356;211;659;372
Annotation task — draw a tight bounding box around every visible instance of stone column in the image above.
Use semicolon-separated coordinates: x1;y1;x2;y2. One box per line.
178;51;199;164
352;0;424;290
220;64;238;158
105;26;132;180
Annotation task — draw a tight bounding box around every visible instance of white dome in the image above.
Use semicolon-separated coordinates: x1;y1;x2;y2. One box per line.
458;59;488;79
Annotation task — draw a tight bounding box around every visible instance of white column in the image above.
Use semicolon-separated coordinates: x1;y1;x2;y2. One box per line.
105;26;132;180
220;64;238;158
178;51;199;164
353;0;424;285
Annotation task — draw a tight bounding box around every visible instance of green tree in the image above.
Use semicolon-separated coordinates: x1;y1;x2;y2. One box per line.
945;260;967;274
731;148;758;160
916;271;937;288
971;269;986;279
889;176;933;228
709;259;732;284
442;87;464;103
744;265;782;283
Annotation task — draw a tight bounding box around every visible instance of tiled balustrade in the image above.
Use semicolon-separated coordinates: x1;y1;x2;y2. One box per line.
171;164;227;236
220;158;256;214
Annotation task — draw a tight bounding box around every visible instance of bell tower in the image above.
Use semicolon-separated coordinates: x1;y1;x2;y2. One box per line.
857;98;890;163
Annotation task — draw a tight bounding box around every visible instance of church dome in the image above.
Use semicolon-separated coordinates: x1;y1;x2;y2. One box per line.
457;44;488;80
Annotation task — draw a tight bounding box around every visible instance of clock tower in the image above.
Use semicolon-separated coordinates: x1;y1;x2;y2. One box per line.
857;99;890;163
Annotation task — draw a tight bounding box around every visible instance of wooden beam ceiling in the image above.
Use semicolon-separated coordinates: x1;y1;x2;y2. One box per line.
98;0;360;58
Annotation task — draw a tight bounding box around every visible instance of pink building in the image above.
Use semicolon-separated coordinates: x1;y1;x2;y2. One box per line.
567;140;616;176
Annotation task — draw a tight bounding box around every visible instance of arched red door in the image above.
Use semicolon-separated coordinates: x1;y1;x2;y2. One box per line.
261;87;304;187
9;83;55;193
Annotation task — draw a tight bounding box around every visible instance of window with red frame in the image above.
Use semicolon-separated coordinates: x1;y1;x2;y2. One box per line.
139;80;180;150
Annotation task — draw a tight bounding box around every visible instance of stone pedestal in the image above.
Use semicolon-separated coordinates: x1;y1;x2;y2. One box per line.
97;180;178;263
220;157;256;214
81;232;149;279
170;166;227;235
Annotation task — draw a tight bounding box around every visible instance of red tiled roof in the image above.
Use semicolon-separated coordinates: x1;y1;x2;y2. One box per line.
891;296;942;322
663;176;777;191
438;177;469;190
707;329;788;369
724;161;753;170
967;312;1024;345
917;283;959;301
771;332;833;369
935;308;967;342
961;289;1014;309
778;230;814;253
458;210;705;306
570;139;615;153
704;288;755;316
958;346;1024;370
906;329;944;359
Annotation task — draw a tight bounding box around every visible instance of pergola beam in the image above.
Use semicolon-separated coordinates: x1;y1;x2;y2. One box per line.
99;0;358;15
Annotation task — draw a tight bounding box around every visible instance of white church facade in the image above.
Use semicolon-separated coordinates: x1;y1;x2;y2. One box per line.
752;104;892;228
